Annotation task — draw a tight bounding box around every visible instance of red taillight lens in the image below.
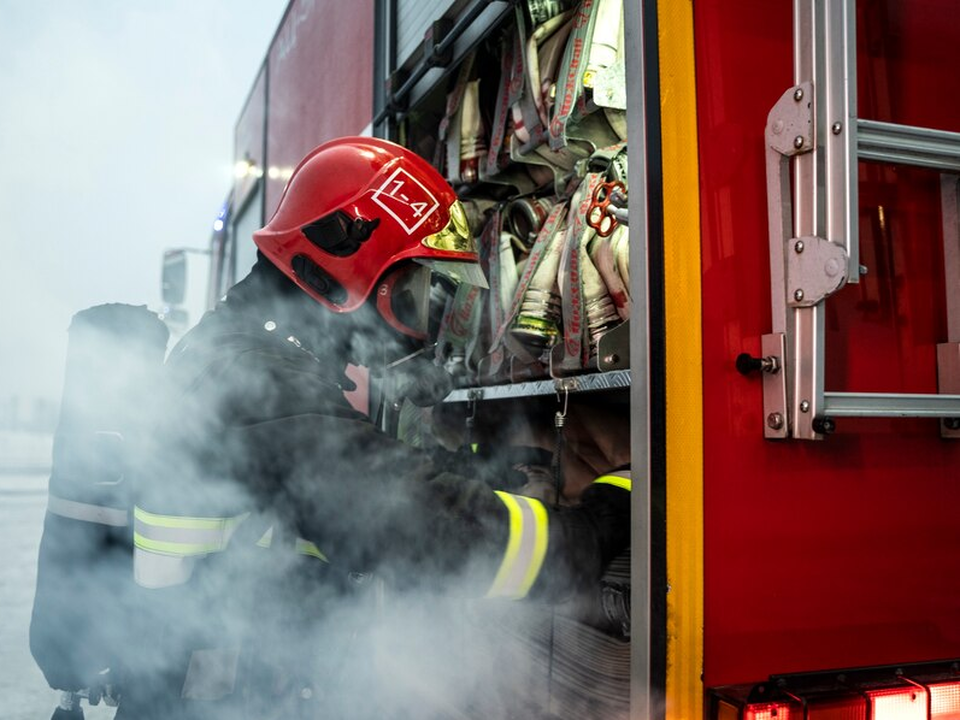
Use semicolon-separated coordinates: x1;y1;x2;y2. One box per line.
867;687;928;720
807;696;867;720
745;702;799;720
931;682;960;720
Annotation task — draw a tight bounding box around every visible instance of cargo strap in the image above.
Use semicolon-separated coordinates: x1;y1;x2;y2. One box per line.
559;173;617;370
585;142;630;319
497;201;569;365
486;491;549;600
47;494;128;527
438;52;480;184
435;214;491;378
482;209;511;379
549;0;623;153
486;34;517;177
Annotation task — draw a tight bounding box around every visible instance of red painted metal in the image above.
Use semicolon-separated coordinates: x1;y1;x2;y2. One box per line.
234;66;266;213
695;0;960;686
264;0;375;219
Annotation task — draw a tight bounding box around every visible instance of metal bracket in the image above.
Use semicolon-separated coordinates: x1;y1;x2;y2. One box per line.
762;333;788;439
786;235;849;307
598;320;630;371
766;81;815;157
937;343;960;438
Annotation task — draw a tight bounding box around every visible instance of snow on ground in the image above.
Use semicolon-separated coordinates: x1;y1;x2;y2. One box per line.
0;470;116;719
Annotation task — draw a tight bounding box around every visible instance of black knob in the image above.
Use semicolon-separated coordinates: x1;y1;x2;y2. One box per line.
812;416;836;434
736;353;781;376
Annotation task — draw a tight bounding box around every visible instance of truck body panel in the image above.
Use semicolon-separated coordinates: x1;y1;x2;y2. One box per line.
695;0;960;687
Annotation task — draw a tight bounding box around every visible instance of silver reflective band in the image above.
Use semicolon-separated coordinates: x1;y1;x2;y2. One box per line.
133;507;248;556
134;549;196;589
486;491;549;600
133;507;248;589
47;494;128;527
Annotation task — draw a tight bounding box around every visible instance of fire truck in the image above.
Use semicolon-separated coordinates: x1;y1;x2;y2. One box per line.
160;0;960;718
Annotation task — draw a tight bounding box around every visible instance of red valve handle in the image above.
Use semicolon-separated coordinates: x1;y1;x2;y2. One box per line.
586;180;627;238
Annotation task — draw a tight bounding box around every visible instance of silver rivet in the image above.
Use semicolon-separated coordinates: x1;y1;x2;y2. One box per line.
859;264;869;276
793;87;804;101
603;354;619;365
767;412;784;430
794;240;804;254
832;121;843;135
793;135;804;149
794;289;805;301
800;400;811;413
264;320;276;332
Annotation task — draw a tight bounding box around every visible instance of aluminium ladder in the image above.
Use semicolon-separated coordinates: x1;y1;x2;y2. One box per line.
759;0;960;440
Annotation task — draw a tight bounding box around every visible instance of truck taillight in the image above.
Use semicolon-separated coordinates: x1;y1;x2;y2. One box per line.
711;664;960;720
744;702;799;720
867;688;928;720
931;682;960;719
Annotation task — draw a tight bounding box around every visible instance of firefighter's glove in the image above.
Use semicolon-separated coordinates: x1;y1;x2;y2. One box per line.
578;478;631;569
395;358;454;407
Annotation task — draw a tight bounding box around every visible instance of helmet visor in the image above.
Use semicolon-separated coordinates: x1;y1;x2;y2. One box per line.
415;258;489;288
421;200;476;254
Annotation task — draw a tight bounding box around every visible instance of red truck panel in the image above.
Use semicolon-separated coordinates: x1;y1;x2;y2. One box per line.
234;66;266;213
696;0;960;686
264;0;375;219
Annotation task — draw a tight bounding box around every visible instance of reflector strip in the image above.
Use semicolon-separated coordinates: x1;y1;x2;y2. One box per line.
256;526;329;562
593;472;632;492
47;494;128;527
746;702;800;720
486;491;549;599
133;506;248;556
868;687;928;720
294;538;329;563
931;682;960;719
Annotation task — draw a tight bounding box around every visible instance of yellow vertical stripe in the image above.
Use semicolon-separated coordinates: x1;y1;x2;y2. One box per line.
658;1;705;719
487;491;524;597
518;496;549;597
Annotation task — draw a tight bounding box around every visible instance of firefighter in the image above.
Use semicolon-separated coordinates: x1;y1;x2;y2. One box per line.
123;137;630;719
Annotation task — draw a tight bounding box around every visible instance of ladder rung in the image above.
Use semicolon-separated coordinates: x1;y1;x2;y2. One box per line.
823;391;960;418
857;119;960;172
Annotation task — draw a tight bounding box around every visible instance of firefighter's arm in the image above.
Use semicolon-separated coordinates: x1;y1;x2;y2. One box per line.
234;412;630;602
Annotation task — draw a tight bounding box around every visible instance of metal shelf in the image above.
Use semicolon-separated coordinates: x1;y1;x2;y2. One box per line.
443;369;632;403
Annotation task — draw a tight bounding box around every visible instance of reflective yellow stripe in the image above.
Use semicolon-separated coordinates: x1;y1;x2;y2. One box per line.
486;491;549;599
593;474;632;492
659;0;705;716
256;526;329;562
256;527;274;548
521;498;549;595
294;538;329;563
133;506;248;558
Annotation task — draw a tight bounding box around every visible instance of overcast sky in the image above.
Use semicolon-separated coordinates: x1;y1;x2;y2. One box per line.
0;1;288;404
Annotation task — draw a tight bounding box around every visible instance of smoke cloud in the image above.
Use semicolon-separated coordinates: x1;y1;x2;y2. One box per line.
30;283;631;719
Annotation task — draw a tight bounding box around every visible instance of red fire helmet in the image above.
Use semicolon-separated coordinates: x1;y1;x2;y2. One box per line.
253;137;487;323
